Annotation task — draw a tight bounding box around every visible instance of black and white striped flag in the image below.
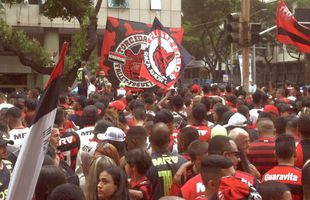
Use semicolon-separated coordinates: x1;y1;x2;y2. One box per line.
7;42;69;200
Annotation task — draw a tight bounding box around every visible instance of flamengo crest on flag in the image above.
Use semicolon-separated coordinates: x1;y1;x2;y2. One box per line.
99;17;185;91
140;17;193;89
6;42;69;200
276;0;310;53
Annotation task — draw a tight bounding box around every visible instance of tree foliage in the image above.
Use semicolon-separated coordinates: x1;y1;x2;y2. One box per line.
0;0;103;91
0;19;51;74
181;0;307;82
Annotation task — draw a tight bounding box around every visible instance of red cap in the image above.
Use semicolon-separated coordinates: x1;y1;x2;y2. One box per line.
263;105;279;116
216;176;262;200
109;100;126;111
191;84;201;93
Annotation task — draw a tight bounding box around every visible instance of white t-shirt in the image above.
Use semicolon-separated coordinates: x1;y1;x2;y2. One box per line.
75;126;95;148
87;84;96;98
8;127;30;149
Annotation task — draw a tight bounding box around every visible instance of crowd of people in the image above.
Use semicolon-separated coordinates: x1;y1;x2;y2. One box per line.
0;76;310;200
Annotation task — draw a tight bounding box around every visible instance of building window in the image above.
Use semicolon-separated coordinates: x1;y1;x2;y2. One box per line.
108;0;129;8
151;0;161;10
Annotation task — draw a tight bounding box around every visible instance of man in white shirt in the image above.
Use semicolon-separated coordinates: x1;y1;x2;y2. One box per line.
0;93;13;111
5;107;29;150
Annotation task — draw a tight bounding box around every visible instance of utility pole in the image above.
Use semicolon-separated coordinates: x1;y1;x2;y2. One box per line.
241;0;250;92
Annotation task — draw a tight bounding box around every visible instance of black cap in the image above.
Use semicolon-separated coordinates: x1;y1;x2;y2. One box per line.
93;120;114;134
0;131;14;146
277;103;293;112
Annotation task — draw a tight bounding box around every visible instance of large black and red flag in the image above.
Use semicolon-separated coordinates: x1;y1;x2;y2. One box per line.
7;42;69;200
99;17;184;91
140;17;193;89
277;0;310;53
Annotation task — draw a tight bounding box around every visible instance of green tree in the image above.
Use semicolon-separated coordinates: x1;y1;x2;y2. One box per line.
0;0;103;91
181;0;306;82
182;0;240;81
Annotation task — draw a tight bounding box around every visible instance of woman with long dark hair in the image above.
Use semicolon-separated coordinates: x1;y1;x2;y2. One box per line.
97;166;130;200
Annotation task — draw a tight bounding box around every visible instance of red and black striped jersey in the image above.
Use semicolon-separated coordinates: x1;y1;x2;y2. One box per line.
247;137;277;175
262;165;302;200
129;176;152;200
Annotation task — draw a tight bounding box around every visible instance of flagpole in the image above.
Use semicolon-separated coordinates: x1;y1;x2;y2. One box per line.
241;0;250;93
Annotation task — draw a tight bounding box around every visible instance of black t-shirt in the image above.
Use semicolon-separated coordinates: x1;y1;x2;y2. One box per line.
77;67;90;87
0;161;12;200
146;151;187;200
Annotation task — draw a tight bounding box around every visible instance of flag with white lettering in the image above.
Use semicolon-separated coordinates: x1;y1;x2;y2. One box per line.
140;17;193;89
99;17;184;91
277;0;310;53
7;42;69;200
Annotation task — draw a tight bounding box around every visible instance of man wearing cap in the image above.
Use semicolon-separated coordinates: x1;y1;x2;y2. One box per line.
99;126;126;157
247;118;277;175
0;133;14;199
262;105;279;122
277;103;294;117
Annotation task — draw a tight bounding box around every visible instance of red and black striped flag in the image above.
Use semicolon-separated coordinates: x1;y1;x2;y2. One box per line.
140;17;193;89
99;17;184;91
277;0;310;53
7;42;69;200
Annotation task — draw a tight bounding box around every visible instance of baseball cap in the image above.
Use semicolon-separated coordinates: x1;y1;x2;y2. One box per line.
109;100;126;112
262;105;279;116
0;131;13;146
211;125;228;138
277;103;293;113
191;84;201;93
212;176;262;200
223;113;247;128
97;127;126;142
93;120;114;134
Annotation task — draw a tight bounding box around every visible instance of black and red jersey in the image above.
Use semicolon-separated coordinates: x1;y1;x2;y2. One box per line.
188;125;211;142
58;131;80;170
262;165;302;200
129;176;152;200
247;137;277;175
295;139;310;168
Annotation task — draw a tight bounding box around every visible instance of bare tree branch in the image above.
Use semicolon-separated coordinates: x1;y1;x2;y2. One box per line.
3;45;53;75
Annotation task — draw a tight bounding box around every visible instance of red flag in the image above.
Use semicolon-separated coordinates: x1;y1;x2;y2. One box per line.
7;42;69;200
140;17;193;89
276;0;310;53
99;17;184;91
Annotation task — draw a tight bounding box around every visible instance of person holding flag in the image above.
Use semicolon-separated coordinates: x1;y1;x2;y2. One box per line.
139;17;193;90
6;42;69;200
